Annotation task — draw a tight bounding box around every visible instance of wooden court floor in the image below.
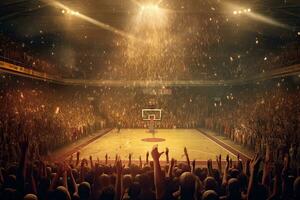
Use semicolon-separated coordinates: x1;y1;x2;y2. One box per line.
75;129;238;162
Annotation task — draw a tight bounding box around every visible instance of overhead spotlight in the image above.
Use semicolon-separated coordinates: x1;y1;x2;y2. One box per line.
238;10;242;14
138;3;166;25
247;8;251;12
233;11;237;15
61;9;65;14
297;31;300;36
141;3;160;13
243;9;247;13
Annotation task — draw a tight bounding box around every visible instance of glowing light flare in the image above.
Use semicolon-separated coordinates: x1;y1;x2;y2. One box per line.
227;2;291;30
62;9;79;16
246;11;291;30
47;0;138;41
233;8;251;15
137;3;168;28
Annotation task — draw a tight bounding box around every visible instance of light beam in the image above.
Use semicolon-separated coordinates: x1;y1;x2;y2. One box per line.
47;0;138;41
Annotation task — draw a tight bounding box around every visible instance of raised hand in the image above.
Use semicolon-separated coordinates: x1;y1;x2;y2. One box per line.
105;153;108;165
184;147;188;156
225;155;230;172
114;154;118;165
128;153;132;166
129;153;132;160
165;147;169;163
183;146;191;171
151;145;164;162
216;154;222;173
146;151;149;164
250;154;262;176
207;159;213;176
115;157;123;200
192;159;196;172
89;155;94;168
139;155;142;168
116;158;123;174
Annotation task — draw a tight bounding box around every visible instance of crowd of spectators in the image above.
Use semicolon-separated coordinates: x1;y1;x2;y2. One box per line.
204;83;300;158
0;73;300;200
0;137;299;200
0;75;102;164
0;33;62;76
0;77;299;200
1;32;299;81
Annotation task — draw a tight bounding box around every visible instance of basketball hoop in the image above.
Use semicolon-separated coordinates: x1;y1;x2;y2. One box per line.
142;109;162;121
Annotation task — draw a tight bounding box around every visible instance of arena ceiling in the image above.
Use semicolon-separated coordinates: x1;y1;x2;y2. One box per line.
0;0;300;80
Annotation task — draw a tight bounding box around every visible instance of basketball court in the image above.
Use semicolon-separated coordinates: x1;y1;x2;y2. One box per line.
75;129;238;162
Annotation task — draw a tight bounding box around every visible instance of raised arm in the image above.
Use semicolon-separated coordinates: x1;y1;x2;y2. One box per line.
16;135;29;196
105;153;108;165
89;155;94;169
128;153;132;167
184;147;191;171
146;151;149;165
151;146;165;200
50;163;62;191
268;163;282;200
139;155;142;168
115;158;123;200
165;147;169;164
207;159;213;177
281;154;289;199
216;154;222;174
66;163;78;195
262;145;271;187
167;158;175;178
76;151;80;167
222;155;230;186
192;159;196;173
247;154;262;200
28;164;37;195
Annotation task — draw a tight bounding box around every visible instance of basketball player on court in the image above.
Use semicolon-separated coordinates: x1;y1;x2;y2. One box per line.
116;121;121;133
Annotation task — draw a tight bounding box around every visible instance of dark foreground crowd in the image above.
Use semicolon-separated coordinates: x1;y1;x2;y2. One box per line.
0;137;299;200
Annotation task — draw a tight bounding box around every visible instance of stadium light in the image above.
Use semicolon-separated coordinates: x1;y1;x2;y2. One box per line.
49;0;137;41
62;8;80;16
233;8;251;15
140;3;162;16
136;3;167;27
